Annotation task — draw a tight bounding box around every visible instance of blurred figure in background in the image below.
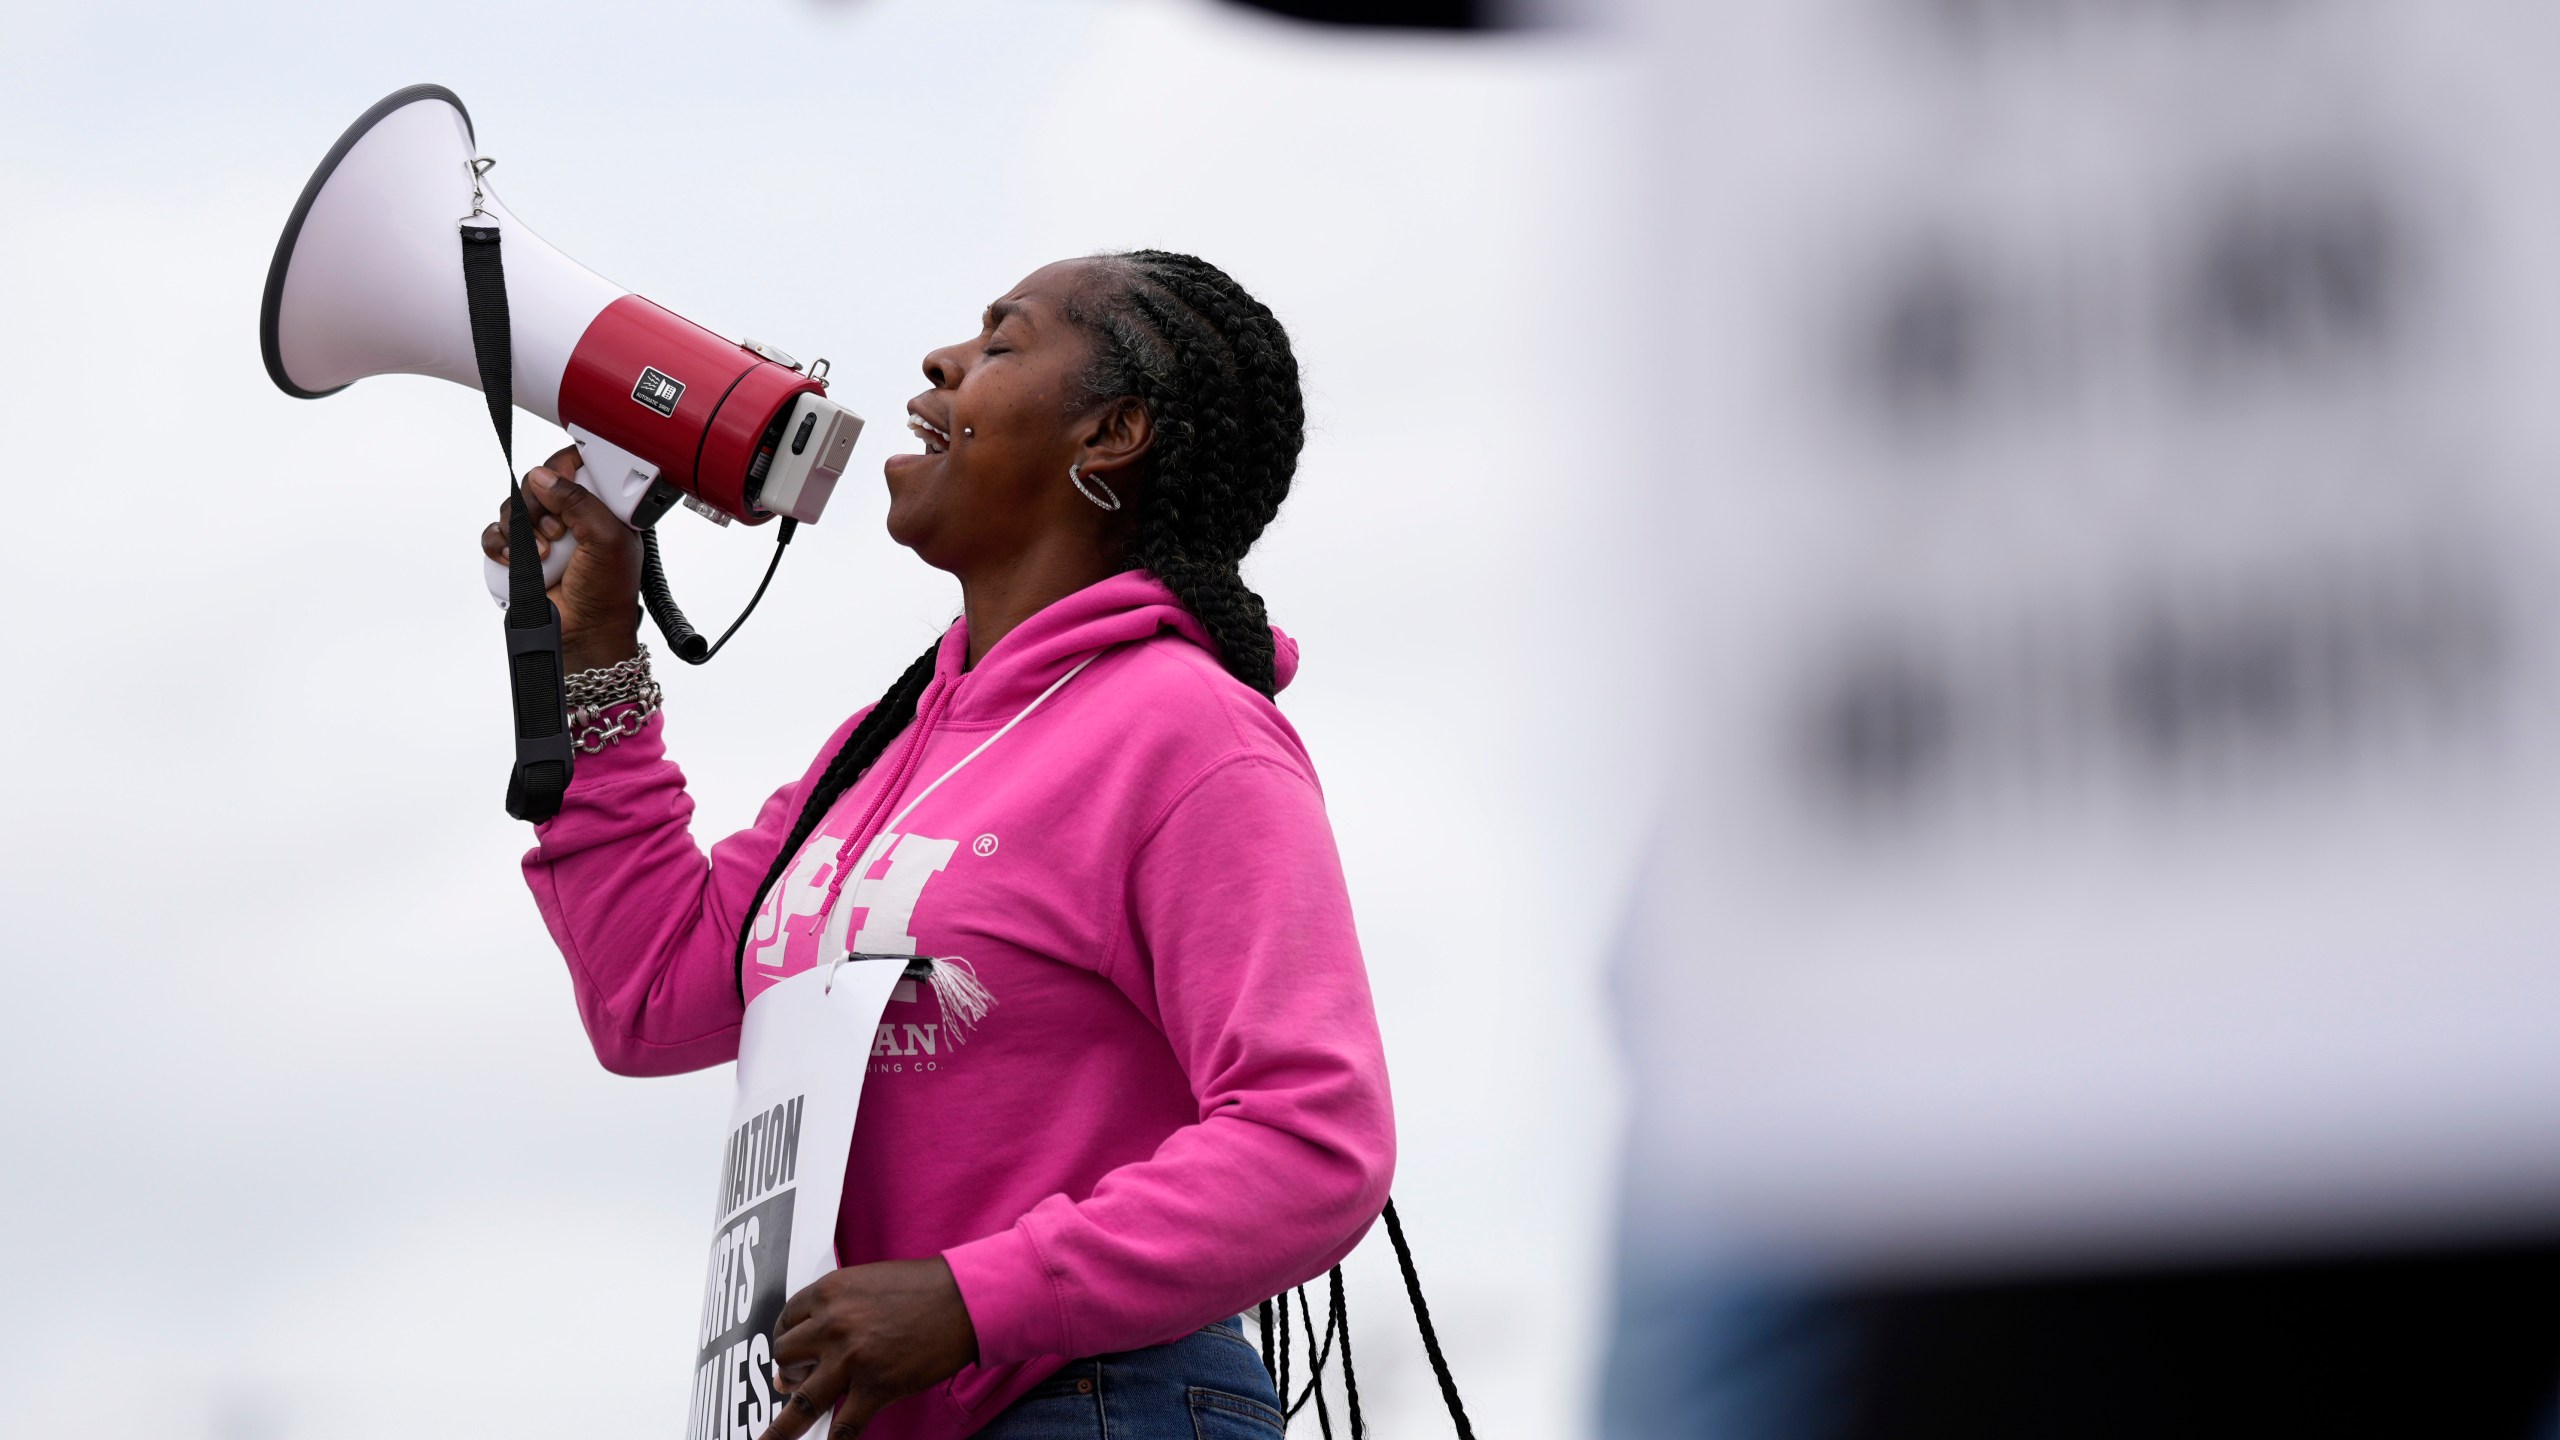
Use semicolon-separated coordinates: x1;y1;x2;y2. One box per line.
1602;1;2560;1435
1225;0;1493;23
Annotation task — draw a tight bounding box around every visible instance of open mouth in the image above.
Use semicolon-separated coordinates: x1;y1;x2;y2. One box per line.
906;409;952;455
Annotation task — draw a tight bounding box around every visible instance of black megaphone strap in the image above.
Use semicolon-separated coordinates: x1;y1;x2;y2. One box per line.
460;222;574;823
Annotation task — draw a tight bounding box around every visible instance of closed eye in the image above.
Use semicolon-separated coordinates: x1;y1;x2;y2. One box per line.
981;298;1030;354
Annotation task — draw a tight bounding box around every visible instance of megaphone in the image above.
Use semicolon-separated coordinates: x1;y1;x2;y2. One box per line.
260;84;862;611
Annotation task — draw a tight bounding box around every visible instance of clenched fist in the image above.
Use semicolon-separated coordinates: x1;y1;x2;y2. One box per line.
478;445;644;673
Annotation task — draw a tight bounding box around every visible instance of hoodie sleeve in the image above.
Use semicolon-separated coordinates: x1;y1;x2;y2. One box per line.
520;709;860;1077
941;753;1397;1363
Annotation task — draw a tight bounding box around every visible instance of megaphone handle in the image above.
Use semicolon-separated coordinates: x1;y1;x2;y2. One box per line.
482;463;640;606
483;500;577;603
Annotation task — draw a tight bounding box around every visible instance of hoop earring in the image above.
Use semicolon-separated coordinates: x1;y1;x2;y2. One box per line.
1069;462;1122;512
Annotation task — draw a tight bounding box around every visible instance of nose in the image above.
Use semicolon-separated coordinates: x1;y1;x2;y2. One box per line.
922;342;967;390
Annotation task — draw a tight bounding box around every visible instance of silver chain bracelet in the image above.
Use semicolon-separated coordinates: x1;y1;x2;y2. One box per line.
565;643;663;754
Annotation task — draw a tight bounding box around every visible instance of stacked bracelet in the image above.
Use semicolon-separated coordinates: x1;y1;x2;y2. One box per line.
565;644;663;754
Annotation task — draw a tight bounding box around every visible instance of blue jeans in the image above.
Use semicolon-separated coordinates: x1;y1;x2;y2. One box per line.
975;1317;1283;1439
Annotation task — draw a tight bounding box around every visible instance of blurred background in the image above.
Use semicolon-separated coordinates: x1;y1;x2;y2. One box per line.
1609;1;2560;1435
9;0;2560;1437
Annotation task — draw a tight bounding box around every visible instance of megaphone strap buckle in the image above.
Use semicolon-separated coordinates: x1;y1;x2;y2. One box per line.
463;155;495;222
504;613;577;763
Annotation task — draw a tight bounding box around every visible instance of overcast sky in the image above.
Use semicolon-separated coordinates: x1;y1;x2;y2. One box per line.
0;3;1646;1437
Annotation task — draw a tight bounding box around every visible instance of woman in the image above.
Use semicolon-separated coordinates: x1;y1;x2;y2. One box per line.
484;251;1393;1439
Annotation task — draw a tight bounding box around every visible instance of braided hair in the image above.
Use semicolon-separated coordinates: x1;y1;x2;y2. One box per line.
1065;249;1305;698
732;252;1304;996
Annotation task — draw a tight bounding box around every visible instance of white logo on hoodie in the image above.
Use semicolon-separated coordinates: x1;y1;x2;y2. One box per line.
750;831;961;969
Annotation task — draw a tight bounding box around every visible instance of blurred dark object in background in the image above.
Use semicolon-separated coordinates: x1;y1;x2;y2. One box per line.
1831;1241;2560;1439
1224;0;1501;29
1607;1238;2560;1439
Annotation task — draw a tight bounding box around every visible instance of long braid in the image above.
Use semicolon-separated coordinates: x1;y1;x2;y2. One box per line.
1066;250;1304;697
729;642;940;1001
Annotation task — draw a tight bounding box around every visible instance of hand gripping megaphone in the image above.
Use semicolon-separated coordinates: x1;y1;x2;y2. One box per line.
260;83;861;618
261;84;860;820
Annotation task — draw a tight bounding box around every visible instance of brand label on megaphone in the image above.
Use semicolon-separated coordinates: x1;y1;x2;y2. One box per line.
635;367;686;418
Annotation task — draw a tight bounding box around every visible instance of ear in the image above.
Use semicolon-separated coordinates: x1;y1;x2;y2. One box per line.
1072;396;1154;486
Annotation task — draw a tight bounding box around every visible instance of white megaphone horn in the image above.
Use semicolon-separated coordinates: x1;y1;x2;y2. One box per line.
260;84;862;626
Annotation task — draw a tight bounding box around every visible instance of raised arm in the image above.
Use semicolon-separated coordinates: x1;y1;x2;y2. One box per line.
490;446;835;1075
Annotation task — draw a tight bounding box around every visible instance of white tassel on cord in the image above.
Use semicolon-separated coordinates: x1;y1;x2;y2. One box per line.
921;956;996;1044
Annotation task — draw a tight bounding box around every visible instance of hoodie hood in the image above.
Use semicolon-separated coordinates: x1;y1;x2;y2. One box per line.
930;570;1298;723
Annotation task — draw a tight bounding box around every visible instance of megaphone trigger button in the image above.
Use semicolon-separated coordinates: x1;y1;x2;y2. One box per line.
791;412;818;455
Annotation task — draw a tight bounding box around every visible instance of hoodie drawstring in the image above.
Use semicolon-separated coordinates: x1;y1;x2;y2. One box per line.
818;676;952;917
810;650;1105;948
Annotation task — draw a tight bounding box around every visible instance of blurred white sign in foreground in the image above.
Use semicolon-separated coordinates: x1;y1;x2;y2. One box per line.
1617;0;2560;1275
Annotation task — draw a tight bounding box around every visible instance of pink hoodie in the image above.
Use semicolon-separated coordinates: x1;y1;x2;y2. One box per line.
522;571;1395;1437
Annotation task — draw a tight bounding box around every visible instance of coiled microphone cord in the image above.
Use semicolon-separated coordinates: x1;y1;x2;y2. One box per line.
641;518;795;665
